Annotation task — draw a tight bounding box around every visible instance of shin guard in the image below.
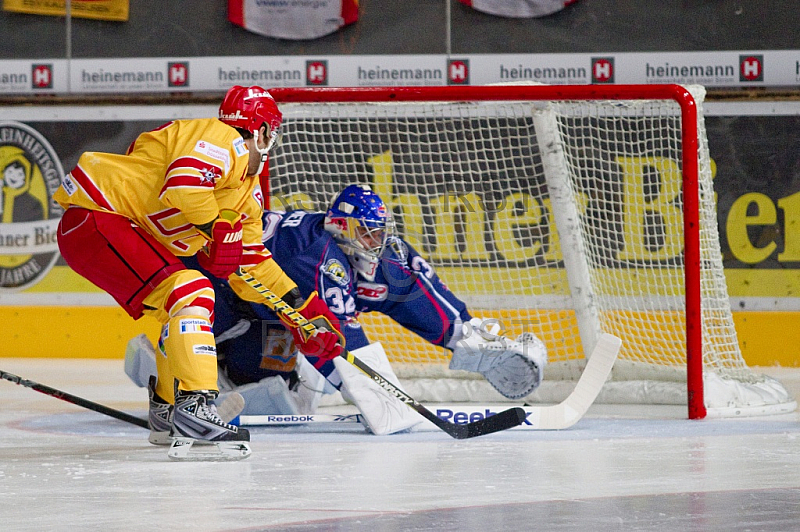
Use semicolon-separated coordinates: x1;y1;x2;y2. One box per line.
161;314;219;393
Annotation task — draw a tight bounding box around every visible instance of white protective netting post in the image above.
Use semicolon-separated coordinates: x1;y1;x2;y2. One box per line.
266;85;795;418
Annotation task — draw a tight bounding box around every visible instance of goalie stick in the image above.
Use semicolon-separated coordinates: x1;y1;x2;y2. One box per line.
522;332;621;429
236;267;527;439
0;369;149;429
240;413;364;425
239;333;621;431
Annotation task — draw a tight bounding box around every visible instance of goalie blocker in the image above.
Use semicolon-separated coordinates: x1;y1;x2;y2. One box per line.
448;317;547;400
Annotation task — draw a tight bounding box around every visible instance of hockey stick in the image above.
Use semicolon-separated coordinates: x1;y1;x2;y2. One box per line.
433;332;621;430
0;369;149;429
240;333;621;430
235;267;526;439
520;332;621;429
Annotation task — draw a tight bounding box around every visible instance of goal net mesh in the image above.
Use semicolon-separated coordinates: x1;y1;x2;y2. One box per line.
267;86;793;413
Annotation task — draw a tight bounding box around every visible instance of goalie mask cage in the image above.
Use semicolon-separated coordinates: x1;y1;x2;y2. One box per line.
266;84;795;419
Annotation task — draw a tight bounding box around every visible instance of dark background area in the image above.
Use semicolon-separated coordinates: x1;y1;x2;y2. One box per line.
2;0;799;270
2;0;798;60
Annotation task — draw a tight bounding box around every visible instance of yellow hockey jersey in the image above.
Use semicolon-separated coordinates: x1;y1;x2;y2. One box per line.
55;118;297;301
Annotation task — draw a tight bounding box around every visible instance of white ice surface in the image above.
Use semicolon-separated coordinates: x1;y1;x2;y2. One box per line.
2;358;800;531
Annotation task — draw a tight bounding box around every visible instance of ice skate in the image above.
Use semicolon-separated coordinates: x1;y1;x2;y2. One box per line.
168;387;251;461
148;377;245;447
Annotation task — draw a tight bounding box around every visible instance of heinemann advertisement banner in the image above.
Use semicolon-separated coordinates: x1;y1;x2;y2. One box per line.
0;60;67;94
3;0;129;21
1;51;799;94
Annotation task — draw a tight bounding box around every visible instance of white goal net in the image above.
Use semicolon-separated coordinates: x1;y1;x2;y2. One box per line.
267;85;794;418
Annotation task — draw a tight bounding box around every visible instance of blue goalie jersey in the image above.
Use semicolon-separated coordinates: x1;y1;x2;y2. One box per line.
188;209;471;386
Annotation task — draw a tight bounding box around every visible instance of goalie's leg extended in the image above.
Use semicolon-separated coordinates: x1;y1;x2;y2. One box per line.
334;342;422;435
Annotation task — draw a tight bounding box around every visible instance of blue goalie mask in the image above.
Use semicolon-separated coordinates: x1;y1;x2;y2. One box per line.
324;184;395;281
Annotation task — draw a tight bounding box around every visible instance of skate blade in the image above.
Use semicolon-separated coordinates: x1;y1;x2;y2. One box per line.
167;437;251;462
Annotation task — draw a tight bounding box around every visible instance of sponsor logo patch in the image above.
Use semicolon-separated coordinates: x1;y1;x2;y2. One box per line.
61;172;77;196
179;319;213;334
321;258;350;286
157;324;169;357
193;344;217;356
357;282;388;301
194;140;231;171
233;137;247;157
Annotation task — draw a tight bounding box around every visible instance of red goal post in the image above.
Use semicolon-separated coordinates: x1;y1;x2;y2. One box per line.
265;84;793;420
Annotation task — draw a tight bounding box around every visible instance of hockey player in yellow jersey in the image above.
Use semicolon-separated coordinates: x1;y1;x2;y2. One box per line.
54;85;344;460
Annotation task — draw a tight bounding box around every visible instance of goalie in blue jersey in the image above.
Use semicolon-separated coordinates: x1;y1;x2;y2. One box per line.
126;184;547;435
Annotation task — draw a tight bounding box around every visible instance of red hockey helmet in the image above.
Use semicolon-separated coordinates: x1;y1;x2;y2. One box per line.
219;85;282;133
219;85;283;172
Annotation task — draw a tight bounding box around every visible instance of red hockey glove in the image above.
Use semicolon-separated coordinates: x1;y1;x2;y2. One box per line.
196;209;243;278
281;291;345;361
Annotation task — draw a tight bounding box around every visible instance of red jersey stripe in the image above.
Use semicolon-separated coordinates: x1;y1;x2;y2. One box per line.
165;278;215;315
167;156;222;176
240;254;268;267
70;164;116;211
160;174;216;196
243;244;269;255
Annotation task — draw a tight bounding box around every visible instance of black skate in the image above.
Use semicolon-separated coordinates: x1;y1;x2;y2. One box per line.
168;387;251;461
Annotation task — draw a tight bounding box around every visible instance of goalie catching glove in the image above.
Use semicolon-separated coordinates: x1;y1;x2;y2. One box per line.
280;289;345;361
448;317;548;400
196;209;244;278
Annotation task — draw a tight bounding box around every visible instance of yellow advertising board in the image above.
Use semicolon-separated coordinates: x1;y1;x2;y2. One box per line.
1;112;800;369
3;0;129;21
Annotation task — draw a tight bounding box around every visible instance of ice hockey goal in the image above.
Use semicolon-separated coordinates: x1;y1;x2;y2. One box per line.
266;84;795;419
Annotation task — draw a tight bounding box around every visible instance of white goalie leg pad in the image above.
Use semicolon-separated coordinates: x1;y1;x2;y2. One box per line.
124;334;158;388
333;343;421;435
448;317;548;400
214;392;245;424
219;353;327;416
292;353;328;414
234;376;301;416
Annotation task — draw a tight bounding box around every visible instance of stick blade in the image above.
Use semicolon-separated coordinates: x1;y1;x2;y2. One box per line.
532;332;621;430
444;407;527;439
